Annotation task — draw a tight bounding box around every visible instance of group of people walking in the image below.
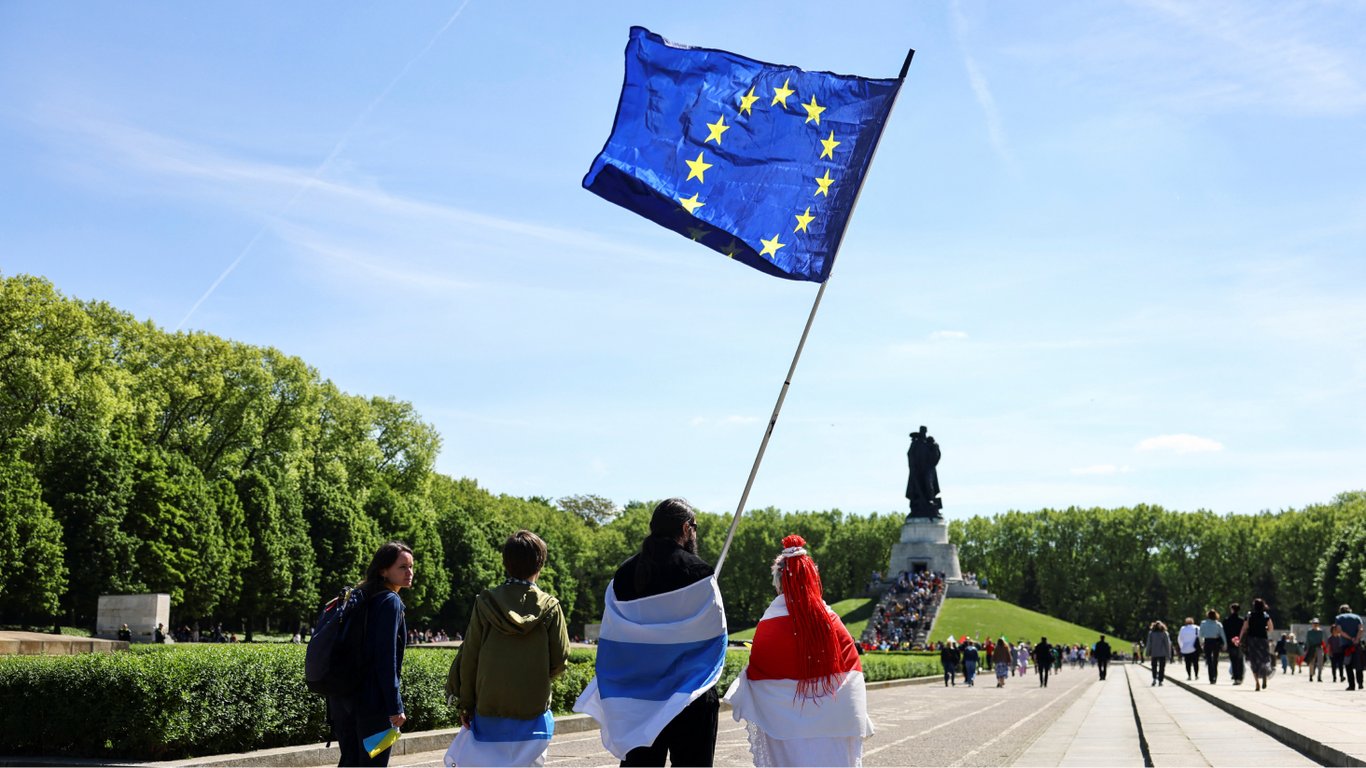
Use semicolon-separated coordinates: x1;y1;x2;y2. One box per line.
326;499;873;767
939;635;1114;688
1142;600;1365;693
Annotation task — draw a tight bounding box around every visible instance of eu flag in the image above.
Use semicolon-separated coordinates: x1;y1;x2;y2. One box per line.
585;27;903;283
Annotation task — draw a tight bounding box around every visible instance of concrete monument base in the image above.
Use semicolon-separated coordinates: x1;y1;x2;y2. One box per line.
887;518;962;580
97;593;170;642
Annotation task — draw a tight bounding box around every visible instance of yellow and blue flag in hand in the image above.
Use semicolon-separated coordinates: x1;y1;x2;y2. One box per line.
363;726;400;758
584;27;903;283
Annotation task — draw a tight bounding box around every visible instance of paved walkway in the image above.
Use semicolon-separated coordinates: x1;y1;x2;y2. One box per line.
1147;660;1366;766
176;662;1366;766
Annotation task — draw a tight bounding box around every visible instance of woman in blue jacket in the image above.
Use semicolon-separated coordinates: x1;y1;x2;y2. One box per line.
333;541;413;767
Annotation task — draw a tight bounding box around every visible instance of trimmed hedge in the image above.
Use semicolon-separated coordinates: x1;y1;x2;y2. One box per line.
0;645;934;759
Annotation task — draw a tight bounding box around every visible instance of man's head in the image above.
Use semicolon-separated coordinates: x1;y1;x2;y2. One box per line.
503;530;548;580
650;497;698;554
1341;604;1353;614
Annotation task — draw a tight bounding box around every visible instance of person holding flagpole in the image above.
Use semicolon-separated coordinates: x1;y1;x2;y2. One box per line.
575;499;727;766
725;535;873;767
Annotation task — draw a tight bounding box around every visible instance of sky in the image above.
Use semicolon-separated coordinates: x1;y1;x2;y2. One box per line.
3;1;1364;522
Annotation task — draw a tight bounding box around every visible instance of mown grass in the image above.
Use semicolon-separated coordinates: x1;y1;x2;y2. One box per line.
931;598;1126;647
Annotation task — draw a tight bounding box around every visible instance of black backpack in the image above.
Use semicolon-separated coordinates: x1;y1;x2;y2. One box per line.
305;586;370;696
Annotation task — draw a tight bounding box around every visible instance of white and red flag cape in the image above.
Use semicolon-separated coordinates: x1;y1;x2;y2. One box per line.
724;593;874;767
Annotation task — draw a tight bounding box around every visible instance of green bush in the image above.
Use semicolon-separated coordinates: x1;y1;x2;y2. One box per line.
0;644;935;759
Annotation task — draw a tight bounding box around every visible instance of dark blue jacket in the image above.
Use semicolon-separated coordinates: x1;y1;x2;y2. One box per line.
359;590;406;717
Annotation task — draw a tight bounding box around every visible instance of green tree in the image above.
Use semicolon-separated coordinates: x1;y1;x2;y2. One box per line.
0;449;68;621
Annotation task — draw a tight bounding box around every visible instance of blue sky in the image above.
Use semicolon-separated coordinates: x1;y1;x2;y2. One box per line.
3;1;1363;521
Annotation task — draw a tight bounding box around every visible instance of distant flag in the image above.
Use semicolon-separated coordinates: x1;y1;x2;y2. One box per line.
573;576;727;758
363;726;400;758
443;711;553;767
584;27;903;283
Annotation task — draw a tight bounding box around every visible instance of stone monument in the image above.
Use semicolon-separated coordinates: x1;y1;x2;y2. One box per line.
96;593;170;643
887;426;962;580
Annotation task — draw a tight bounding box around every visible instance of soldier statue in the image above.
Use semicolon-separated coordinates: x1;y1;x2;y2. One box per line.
905;425;943;520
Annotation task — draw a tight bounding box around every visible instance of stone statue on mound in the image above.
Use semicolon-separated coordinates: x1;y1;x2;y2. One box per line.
905;425;943;521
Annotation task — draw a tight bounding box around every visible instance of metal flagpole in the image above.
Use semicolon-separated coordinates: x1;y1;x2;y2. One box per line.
714;47;916;578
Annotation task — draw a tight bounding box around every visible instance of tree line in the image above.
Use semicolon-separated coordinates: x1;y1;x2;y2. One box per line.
949;496;1366;640
0;275;902;636
3;274;1362;640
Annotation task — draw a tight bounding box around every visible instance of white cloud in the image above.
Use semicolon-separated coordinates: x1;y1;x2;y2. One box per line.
951;0;1016;169
1070;464;1132;476
1135;434;1224;454
929;330;969;341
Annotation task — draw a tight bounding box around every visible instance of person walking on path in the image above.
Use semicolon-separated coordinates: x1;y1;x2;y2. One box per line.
444;530;569;767
1015;642;1030;678
725;535;873;767
330;541;413;767
575;498;725;766
1198;609;1227;684
1286;634;1304;675
1033;638;1053;688
941;640;960;687
1146;621;1172;686
1335;604;1364;691
1178;617;1201;681
1223;603;1246;685
1240;598;1275;692
1275;633;1290;675
992;637;1013;688
1094;636;1112;681
961;640;980;687
1329;624;1349;684
1305;619;1326;682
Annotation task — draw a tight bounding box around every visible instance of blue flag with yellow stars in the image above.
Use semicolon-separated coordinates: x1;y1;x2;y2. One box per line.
584;27;903;283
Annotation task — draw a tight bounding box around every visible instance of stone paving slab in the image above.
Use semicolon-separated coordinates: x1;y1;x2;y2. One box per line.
1149;662;1366;766
1014;666;1143;766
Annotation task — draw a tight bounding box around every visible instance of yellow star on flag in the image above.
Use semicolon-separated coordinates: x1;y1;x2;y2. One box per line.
738;86;759;116
678;193;705;214
759;234;786;258
801;95;825;125
722;239;741;258
820;131;840;159
704;114;730;144
813;169;834;197
686;225;709;241
793;207;815;233
771;78;795;108
685;152;712;182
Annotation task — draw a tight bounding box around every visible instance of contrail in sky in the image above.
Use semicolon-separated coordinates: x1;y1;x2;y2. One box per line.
176;0;474;331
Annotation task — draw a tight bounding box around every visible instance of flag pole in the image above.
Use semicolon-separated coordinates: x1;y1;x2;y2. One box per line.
714;48;915;578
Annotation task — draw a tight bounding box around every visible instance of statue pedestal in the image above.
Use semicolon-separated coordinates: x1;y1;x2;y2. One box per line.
887;518;961;580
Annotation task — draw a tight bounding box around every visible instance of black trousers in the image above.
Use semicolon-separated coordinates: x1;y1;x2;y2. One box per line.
1182;650;1200;678
1037;663;1050;686
1348;650;1365;690
1228;645;1244;682
329;696;394;767
1150;656;1167;682
1202;639;1222;683
1096;657;1109;680
621;689;719;767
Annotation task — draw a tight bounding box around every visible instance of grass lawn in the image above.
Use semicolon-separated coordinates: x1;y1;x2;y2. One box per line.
932;598;1126;647
729;596;875;641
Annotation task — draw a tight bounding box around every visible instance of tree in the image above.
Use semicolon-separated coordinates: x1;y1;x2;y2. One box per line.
0;449;68;622
558;494;620;528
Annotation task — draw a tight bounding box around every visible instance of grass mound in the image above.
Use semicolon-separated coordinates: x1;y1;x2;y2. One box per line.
931;598;1124;647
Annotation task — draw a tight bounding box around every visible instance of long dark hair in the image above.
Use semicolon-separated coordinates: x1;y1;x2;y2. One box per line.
634;498;695;592
357;541;413;595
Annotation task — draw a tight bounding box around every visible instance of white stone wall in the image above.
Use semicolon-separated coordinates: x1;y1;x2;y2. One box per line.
96;594;171;642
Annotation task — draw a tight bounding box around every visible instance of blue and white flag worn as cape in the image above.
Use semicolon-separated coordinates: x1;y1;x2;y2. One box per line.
574;575;728;758
443;711;553;767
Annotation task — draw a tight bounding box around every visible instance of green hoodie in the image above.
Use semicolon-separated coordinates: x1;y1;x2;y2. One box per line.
447;581;570;720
